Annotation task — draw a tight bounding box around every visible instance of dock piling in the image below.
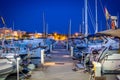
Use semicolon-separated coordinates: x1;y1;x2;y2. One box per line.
50;44;52;52
17;57;20;80
70;46;73;57
41;49;45;64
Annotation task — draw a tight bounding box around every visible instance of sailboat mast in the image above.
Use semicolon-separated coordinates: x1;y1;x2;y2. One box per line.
95;0;98;33
85;0;88;36
13;21;14;31
82;8;84;34
117;13;119;28
1;16;6;27
46;23;48;37
79;24;81;33
43;12;46;38
68;19;71;38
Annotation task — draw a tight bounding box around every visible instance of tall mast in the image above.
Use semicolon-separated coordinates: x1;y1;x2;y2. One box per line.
68;19;71;38
85;0;88;36
1;16;6;27
82;8;84;34
13;21;14;31
1;16;7;35
46;23;48;37
79;24;81;33
95;0;98;33
117;13;119;28
43;12;45;37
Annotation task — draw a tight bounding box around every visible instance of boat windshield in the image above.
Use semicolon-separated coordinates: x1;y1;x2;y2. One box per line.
98;45;120;62
88;39;103;45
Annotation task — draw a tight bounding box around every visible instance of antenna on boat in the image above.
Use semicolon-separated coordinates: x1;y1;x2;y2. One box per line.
95;0;98;33
85;0;88;36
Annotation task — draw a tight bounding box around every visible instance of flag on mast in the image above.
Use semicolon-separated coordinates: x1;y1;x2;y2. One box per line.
111;16;118;29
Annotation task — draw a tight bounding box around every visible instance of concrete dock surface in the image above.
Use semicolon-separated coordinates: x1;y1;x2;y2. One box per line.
30;49;117;80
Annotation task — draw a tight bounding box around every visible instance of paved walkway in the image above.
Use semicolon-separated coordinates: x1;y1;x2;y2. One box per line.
30;49;89;80
30;49;117;80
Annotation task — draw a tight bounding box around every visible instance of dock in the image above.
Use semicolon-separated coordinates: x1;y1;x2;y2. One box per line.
29;48;117;80
30;49;89;80
5;48;117;80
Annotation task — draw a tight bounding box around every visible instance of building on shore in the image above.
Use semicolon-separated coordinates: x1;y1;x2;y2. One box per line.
0;27;26;39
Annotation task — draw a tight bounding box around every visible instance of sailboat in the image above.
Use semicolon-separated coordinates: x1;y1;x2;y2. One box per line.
0;16;23;80
82;1;120;79
0;59;15;80
0;51;22;80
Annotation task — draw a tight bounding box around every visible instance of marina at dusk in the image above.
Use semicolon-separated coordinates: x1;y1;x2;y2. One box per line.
0;0;120;80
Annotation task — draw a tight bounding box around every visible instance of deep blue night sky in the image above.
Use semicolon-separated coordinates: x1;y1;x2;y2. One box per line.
0;0;120;34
